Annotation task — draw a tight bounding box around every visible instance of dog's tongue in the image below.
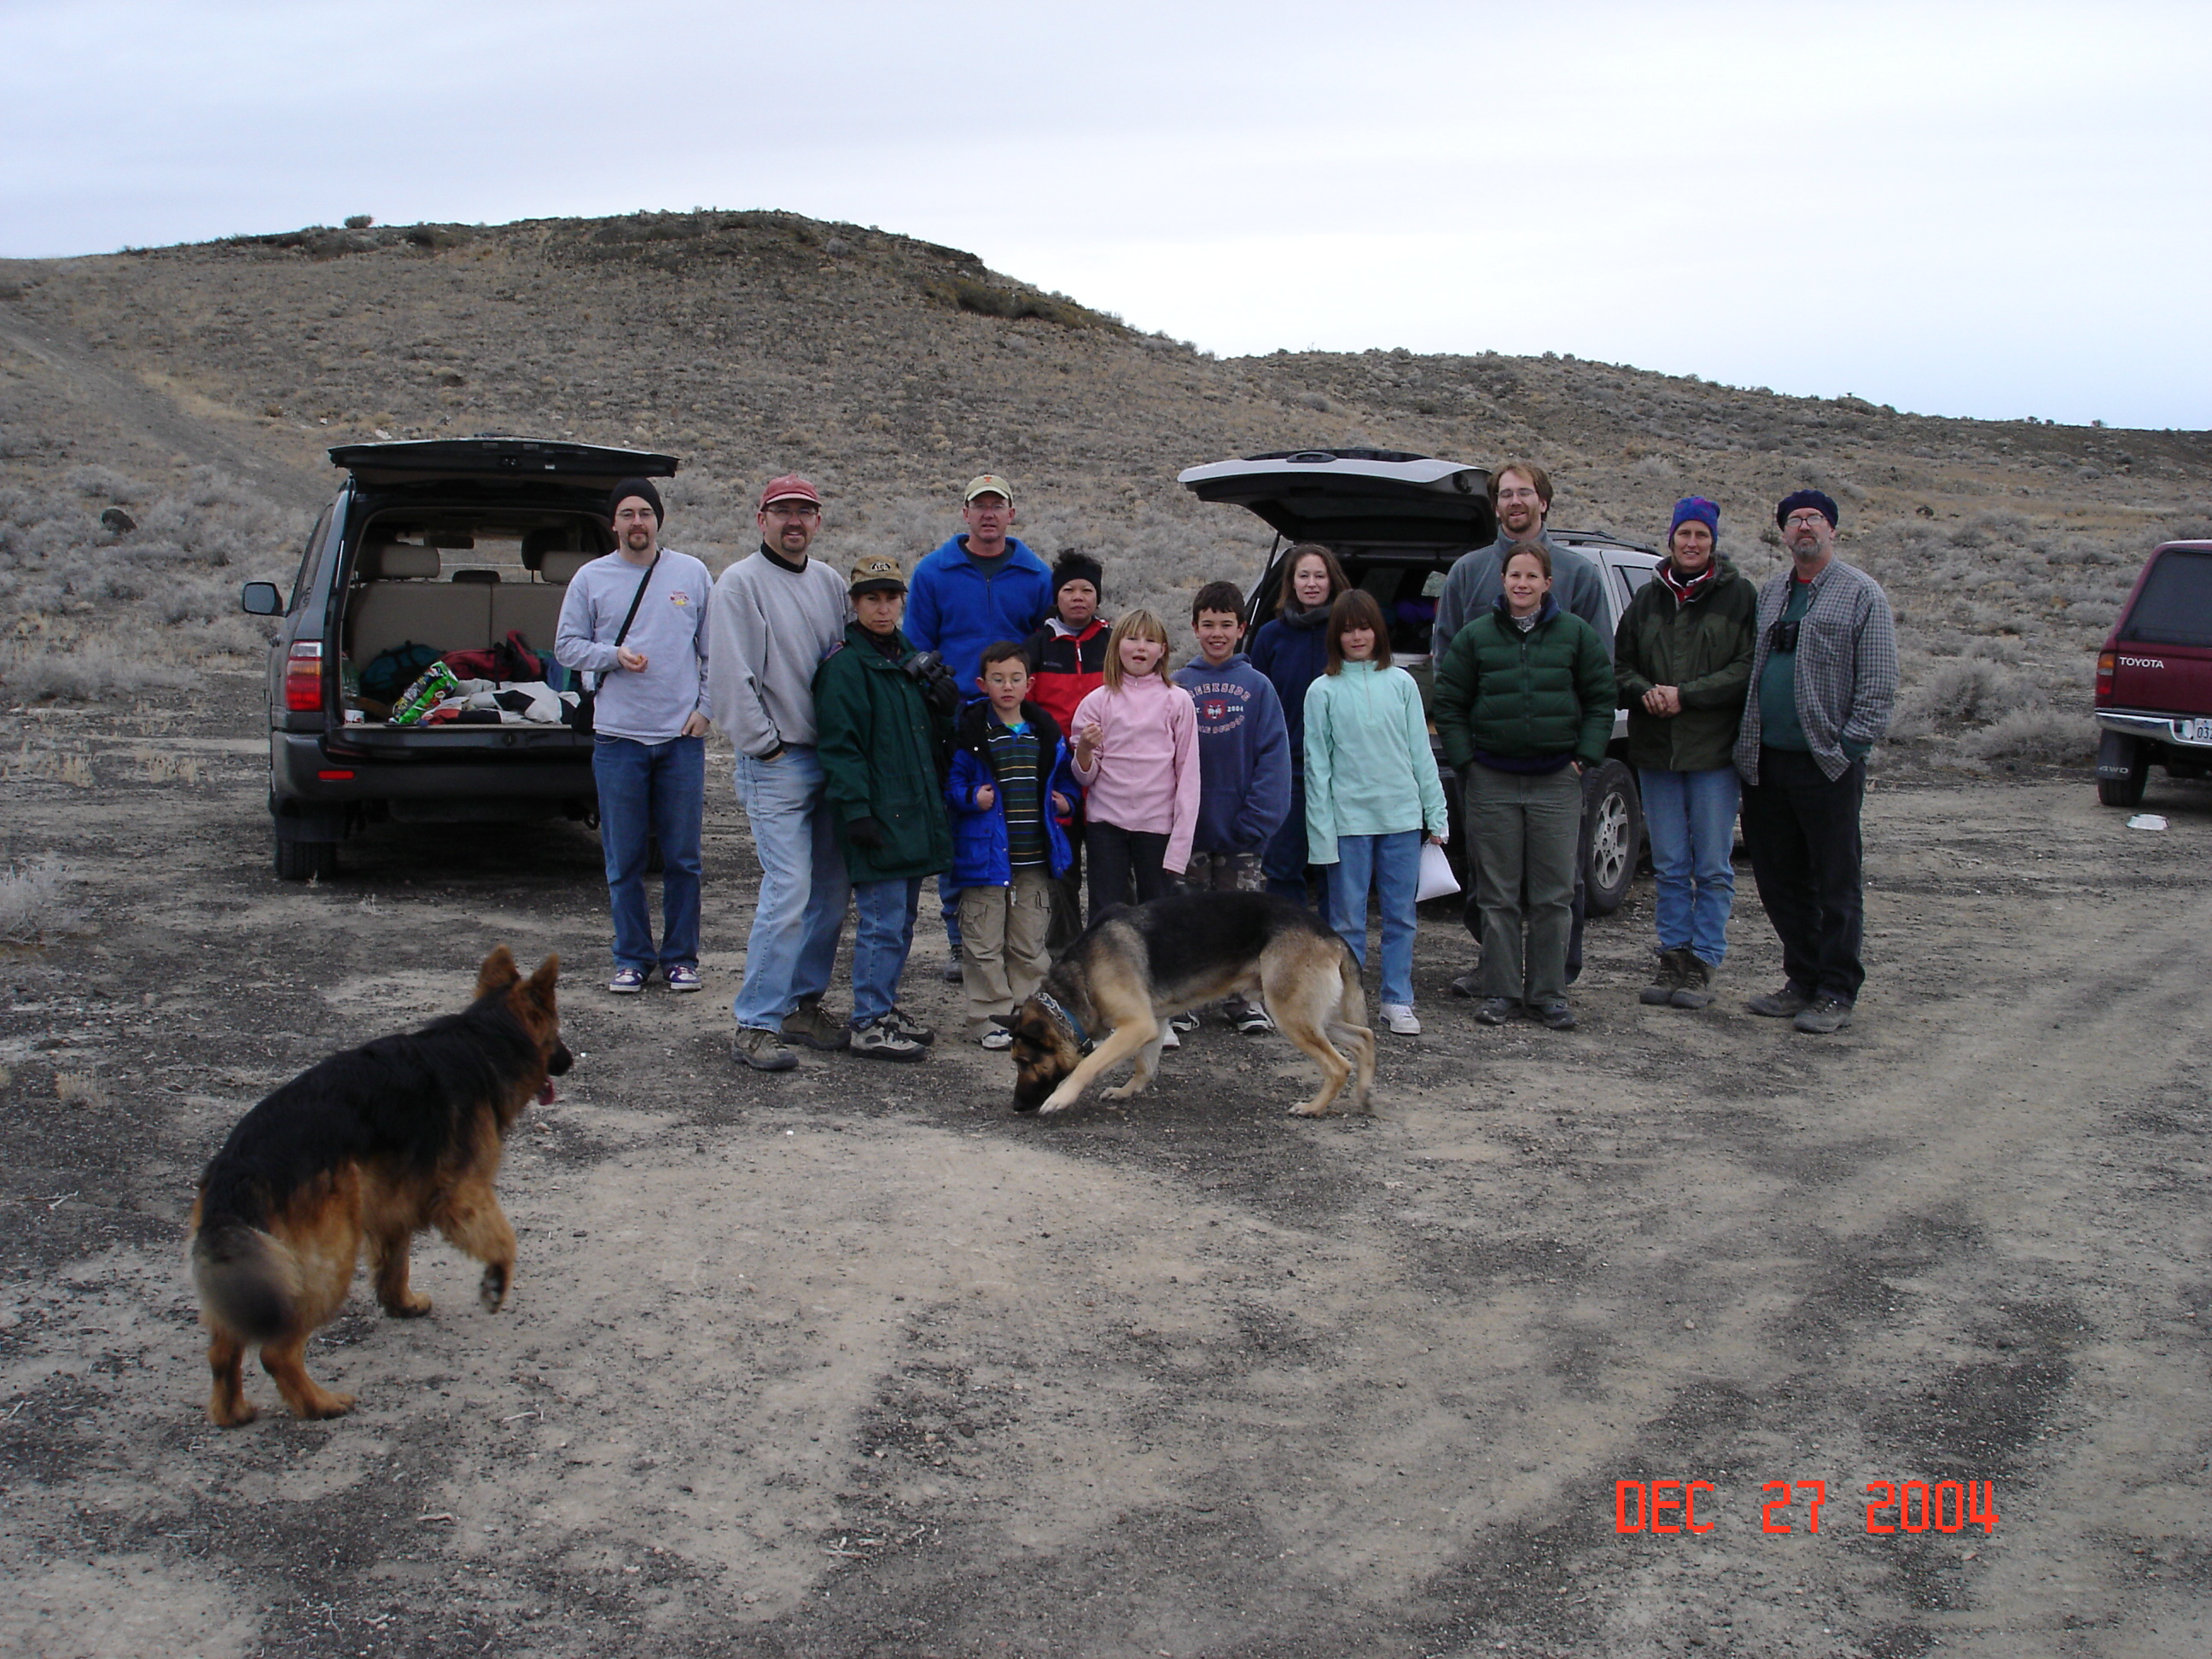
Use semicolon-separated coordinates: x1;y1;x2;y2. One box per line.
538;1080;556;1105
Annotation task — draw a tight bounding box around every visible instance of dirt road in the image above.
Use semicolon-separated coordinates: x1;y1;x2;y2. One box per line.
2;682;2206;1657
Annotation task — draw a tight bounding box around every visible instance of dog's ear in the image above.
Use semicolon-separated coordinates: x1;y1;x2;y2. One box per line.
475;946;521;998
519;953;560;1010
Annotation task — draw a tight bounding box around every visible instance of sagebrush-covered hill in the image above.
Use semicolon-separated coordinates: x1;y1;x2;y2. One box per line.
3;208;2206;763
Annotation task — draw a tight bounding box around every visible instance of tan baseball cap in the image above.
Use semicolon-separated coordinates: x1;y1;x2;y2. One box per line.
963;474;1014;505
848;554;907;597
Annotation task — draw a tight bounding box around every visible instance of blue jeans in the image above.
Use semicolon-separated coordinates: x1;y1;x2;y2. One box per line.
1638;765;1741;969
592;734;704;973
851;876;922;1027
1324;830;1422;1008
731;745;848;1030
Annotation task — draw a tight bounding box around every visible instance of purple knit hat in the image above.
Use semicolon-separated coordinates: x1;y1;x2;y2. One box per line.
1669;497;1720;542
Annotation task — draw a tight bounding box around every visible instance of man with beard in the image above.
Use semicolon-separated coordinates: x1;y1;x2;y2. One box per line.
708;474;859;1072
556;477;713;995
1733;489;1898;1035
1429;461;1613;998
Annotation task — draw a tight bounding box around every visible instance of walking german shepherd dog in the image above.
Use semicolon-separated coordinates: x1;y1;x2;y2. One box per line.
998;892;1375;1117
187;947;569;1425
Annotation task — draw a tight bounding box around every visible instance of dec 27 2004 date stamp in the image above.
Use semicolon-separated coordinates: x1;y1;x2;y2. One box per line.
1615;1479;2000;1535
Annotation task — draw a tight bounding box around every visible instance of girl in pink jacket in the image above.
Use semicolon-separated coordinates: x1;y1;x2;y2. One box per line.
1070;608;1199;915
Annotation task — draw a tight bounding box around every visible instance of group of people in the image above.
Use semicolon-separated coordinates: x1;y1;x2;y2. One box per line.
553;457;1898;1074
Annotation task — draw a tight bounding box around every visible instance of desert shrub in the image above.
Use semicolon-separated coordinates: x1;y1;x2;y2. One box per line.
1901;657;2027;727
1958;709;2095;765
66;465;151;505
0;856;86;943
0;639;195;702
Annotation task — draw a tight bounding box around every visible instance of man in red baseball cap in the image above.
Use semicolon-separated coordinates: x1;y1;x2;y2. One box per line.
708;473;857;1070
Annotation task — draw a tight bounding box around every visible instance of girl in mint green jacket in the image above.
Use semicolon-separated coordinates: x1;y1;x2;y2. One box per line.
1303;591;1450;1034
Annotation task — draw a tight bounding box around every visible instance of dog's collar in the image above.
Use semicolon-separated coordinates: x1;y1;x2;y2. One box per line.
1033;990;1095;1056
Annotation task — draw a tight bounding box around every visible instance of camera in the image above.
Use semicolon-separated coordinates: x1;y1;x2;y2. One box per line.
899;649;963;714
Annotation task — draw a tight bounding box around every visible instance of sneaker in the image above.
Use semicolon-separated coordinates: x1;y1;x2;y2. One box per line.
782;998;850;1051
1536;999;1577;1031
1231;1000;1276;1036
1449;969;1482;999
1380;1002;1421;1036
1169;1010;1200;1034
1159;1024;1181;1050
1639;947;1690;1006
1793;994;1854;1034
1669;955;1715;1010
1475;998;1517;1026
1746;984;1813;1019
940;960;965;985
851;1016;928;1062
731;1027;798;1072
665;964;702;993
980;1027;1015;1051
608;967;648;994
882;1007;936;1046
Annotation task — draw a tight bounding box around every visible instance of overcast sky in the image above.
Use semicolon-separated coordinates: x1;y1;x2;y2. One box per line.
3;0;2205;430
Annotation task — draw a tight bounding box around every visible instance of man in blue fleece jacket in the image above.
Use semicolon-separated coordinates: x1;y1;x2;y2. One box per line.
905;474;1057;972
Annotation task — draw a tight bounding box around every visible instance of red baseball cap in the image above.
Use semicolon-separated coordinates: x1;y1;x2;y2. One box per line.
759;474;821;509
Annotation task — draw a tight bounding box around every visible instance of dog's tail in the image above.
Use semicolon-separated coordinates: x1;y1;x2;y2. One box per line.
189;1221;300;1342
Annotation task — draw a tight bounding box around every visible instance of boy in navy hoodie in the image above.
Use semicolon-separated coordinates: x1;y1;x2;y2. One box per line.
1172;581;1293;1033
945;641;1080;1048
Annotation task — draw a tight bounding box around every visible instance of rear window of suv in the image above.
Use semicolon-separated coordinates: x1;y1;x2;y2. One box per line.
2122;548;2212;647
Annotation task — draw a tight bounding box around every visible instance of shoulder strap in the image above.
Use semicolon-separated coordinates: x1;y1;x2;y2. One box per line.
613;554;661;649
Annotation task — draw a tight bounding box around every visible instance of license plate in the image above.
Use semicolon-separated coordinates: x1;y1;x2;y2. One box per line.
2186;719;2212;744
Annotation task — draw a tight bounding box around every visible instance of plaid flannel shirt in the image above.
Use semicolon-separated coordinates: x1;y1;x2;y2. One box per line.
1733;556;1899;783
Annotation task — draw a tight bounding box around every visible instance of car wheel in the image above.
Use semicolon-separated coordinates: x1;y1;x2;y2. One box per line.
273;827;338;882
1582;760;1641;917
2095;731;2149;808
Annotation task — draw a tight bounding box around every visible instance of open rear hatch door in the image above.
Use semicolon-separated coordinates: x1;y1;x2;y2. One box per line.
1177;450;1497;548
331;438;678;491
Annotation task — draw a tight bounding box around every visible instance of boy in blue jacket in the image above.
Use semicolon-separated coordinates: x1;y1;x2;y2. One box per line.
945;641;1080;1048
1172;580;1293;1033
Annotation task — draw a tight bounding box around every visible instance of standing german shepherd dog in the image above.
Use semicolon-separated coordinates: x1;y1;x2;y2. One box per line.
998;892;1376;1117
187;947;569;1425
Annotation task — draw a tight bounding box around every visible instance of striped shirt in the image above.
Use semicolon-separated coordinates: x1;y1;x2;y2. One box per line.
986;718;1046;867
1734;557;1899;783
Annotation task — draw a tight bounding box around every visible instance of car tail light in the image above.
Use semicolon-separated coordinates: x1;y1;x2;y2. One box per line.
284;640;325;712
2095;650;2116;699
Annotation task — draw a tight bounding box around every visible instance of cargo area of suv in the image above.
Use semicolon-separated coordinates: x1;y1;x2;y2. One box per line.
2094;538;2212;807
242;438;677;880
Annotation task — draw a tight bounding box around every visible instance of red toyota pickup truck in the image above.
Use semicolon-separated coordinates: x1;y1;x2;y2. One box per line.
2095;539;2212;807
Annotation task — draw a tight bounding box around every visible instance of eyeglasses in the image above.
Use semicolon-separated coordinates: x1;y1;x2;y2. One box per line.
1783;513;1830;530
764;504;820;519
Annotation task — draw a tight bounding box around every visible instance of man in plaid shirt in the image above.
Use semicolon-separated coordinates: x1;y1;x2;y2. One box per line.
1732;489;1898;1034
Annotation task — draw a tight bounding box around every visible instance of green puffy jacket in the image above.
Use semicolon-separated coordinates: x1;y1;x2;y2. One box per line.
812;623;954;882
1612;560;1757;773
1434;597;1615;771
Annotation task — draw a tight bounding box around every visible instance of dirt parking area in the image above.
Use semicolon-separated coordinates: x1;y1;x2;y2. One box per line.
2;679;2208;1659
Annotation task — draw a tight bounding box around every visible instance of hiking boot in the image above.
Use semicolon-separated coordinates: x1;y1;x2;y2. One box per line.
1746;984;1813;1018
608;966;648;994
940;960;964;985
882;1007;936;1046
851;1016;928;1062
1670;955;1716;1010
1639;947;1690;1005
1449;969;1483;999
731;1027;798;1072
1793;994;1854;1034
665;964;701;993
1536;999;1577;1031
1475;998;1517;1026
1380;1003;1421;1036
1231;999;1276;1036
782;998;850;1051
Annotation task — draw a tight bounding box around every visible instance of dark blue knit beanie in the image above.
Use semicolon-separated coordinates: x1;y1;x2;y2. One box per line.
1669;497;1720;542
1775;488;1839;530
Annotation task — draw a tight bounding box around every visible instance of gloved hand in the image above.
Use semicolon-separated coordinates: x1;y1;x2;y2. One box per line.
846;816;887;851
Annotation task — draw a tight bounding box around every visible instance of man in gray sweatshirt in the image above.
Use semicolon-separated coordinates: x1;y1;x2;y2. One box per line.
555;477;713;995
708;474;856;1072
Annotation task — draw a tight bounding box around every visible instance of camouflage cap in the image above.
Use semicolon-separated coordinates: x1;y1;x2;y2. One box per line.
848;554;907;596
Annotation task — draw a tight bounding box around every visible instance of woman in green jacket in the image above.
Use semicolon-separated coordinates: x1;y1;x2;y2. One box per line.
812;556;955;1060
1303;590;1449;1036
1613;498;1758;1010
1433;545;1614;1030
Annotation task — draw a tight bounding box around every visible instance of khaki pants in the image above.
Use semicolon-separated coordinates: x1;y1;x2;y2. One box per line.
959;867;1054;1035
1467;764;1581;1006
